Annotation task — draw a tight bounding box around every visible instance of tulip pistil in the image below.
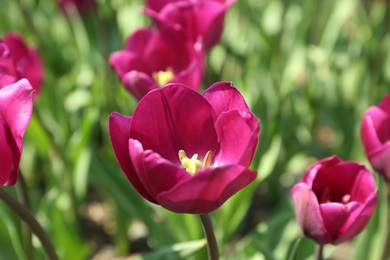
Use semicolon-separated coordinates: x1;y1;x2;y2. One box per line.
153;67;174;87
179;150;212;175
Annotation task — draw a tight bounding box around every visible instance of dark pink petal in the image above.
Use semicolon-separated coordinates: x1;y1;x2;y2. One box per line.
142;30;192;72
369;145;390;181
3;33;44;94
192;0;234;51
129;84;219;164
0;117;14;186
301;156;342;186
214;109;259;167
349;167;377;203
334;192;378;244
169;40;204;91
129;139;191;200
378;92;390;113
124;28;154;56
319;203;349;241
121;71;158;100
108;112;156;203
361;106;389;155
0;79;33;186
144;0;179;12
312;161;366;203
291;183;330;245
109;51;149;80
202;82;252;117
157;164;257;214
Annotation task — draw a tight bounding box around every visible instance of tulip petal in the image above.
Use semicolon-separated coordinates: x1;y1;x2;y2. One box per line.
319;203;349;241
361;106;390;155
203;82;252;117
0;118;13;186
312;161;365;204
129;139;191;200
214;109;259;167
157;164;257;214
129;84;218;164
334;192;379;244
0;79;33;186
108;112;156;203
121;70;158;100
291;183;330;245
109;51;149;80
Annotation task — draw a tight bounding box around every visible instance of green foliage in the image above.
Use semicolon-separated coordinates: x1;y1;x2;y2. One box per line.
1;0;389;259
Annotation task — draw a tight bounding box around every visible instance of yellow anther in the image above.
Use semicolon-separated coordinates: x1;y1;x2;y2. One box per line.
153;67;174;86
178;150;212;175
181;154;201;175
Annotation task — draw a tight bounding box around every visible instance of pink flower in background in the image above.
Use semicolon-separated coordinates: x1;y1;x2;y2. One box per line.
58;0;96;16
361;93;390;182
144;0;236;51
0;79;34;187
109;82;259;214
109;28;204;100
291;156;378;245
0;32;44;96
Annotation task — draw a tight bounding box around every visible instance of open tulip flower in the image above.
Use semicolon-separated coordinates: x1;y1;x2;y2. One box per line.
109;82;259;214
144;0;236;51
0;79;34;187
109;28;204;101
361;93;390;182
291;156;378;245
0;32;44;96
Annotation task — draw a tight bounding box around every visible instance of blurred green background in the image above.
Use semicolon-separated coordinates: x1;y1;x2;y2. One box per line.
0;0;389;259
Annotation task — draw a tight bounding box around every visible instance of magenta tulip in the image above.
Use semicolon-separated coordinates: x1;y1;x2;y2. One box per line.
109;28;204;100
109;82;259;214
291;156;378;245
0;79;34;187
0;32;44;96
144;0;236;51
361;93;390;182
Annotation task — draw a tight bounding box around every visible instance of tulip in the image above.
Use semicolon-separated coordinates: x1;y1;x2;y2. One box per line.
291;156;378;245
0;79;34;187
109;28;204;100
0;32;44;96
361;93;390;182
144;0;236;51
109;82;259;214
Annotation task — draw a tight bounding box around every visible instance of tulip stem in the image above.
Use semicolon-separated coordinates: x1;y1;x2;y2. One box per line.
200;214;219;260
0;187;59;260
381;182;390;260
16;172;34;260
315;244;324;260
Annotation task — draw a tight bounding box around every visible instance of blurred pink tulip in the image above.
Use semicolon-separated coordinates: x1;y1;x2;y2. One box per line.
0;32;44;96
361;93;390;182
291;156;378;245
0;79;34;187
144;0;236;51
109;82;259;214
109;28;204;100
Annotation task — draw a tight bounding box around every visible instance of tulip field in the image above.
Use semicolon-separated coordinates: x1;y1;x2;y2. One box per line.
1;0;390;259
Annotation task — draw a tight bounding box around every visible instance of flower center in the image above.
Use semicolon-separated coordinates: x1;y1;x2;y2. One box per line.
152;67;174;87
178;150;212;175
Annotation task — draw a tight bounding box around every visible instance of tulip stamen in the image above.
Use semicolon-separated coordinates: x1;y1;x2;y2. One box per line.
342;194;351;204
178;150;213;175
203;150;212;168
153;67;174;87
